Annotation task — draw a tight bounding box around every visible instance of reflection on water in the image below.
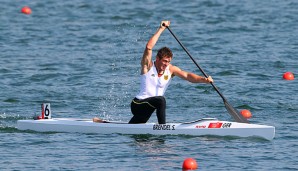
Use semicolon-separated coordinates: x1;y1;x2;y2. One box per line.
130;134;166;153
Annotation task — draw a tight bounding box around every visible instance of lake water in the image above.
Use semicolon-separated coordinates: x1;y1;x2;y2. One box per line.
1;0;297;170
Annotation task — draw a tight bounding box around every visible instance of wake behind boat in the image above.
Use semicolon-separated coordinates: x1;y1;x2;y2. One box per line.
17;104;275;140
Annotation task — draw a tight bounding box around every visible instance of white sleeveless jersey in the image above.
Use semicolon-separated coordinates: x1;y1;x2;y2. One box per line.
136;63;172;99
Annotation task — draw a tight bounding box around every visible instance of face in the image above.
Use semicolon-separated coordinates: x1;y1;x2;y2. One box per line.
155;56;172;71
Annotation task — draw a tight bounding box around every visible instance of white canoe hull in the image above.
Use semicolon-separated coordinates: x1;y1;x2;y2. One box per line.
17;118;275;140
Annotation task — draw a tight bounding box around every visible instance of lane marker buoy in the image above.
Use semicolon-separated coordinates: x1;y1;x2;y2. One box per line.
240;109;252;119
283;72;294;80
21;6;32;15
182;158;198;170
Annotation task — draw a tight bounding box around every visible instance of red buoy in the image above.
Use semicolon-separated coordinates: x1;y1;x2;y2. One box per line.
240;109;252;119
21;6;32;15
283;72;294;80
182;158;198;170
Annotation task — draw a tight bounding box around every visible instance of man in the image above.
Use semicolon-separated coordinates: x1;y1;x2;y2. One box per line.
129;21;213;124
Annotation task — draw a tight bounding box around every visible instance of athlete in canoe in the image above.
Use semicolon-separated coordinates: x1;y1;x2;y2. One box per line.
128;20;213;124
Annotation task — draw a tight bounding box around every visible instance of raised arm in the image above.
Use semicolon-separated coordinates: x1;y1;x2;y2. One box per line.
141;21;170;75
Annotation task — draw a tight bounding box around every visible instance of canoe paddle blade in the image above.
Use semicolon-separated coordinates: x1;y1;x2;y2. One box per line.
224;100;249;123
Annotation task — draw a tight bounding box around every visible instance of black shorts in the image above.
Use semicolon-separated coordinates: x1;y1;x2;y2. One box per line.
129;96;166;124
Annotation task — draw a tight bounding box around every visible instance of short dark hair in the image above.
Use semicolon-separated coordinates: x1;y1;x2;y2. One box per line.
157;47;173;60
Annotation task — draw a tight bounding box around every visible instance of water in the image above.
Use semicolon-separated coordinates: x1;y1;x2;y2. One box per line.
1;0;298;170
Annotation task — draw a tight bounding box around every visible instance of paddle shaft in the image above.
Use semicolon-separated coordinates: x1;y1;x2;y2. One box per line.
165;25;248;123
166;27;225;101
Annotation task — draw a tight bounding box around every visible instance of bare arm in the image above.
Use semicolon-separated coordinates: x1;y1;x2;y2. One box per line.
170;65;214;83
141;21;170;74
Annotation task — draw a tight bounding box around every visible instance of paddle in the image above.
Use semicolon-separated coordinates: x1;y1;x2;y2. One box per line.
164;25;249;123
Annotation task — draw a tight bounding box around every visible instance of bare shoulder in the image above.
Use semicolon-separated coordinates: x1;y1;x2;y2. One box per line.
170;64;188;79
169;64;182;74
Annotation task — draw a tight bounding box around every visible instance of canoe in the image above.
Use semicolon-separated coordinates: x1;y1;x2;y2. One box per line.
17;117;275;140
